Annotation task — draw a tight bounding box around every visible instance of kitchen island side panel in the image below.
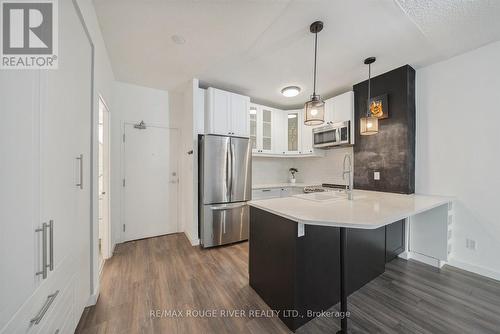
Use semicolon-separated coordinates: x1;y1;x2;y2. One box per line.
295;224;340;329
249;207;297;330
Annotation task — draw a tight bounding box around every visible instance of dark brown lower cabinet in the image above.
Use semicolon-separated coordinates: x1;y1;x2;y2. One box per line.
249;207;389;331
385;220;406;263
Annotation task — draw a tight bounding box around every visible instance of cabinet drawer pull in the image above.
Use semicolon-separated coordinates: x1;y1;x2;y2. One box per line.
30;290;59;325
261;189;271;192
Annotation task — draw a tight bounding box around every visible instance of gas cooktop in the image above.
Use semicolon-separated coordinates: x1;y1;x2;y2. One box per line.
303;184;347;193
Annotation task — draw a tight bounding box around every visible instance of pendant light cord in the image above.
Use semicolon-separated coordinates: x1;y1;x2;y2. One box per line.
313;31;318;96
367;63;371;117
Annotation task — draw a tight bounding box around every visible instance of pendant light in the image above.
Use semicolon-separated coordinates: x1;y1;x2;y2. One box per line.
304;21;325;126
360;57;379;135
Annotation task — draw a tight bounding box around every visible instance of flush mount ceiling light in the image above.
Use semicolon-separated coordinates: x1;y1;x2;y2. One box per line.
281;86;301;97
304;21;325;126
171;34;186;45
360;57;379;136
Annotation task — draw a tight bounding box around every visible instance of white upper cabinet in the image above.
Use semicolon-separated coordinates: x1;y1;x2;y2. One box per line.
250;103;280;153
300;110;314;154
206;87;250;137
325;91;354;144
230;92;250;136
325;91;354;124
260;107;274;152
285;110;301;154
249;105;258;150
273;110;286;154
206;89;355;157
207;88;230;135
250;106;323;157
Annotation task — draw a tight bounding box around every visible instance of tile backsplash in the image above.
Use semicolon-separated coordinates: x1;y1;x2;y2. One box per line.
252;147;353;186
252;157;293;184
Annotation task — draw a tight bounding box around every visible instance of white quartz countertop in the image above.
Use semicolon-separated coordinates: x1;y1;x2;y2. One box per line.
249;190;451;229
252;183;311;190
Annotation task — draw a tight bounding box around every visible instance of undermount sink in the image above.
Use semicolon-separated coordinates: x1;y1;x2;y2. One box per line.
293;192;365;202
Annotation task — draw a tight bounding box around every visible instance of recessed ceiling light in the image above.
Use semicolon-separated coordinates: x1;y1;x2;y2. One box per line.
171;34;186;45
281;86;301;97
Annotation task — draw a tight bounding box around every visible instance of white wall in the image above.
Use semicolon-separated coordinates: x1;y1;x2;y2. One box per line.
174;80;205;246
252;147;353;186
75;0;115;302
416;40;500;280
111;82;179;247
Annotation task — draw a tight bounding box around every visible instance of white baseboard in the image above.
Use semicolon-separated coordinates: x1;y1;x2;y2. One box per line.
86;292;99;307
183;231;200;246
399;251;445;268
447;258;500;282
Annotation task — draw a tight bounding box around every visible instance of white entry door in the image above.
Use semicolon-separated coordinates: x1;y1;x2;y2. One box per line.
122;124;179;241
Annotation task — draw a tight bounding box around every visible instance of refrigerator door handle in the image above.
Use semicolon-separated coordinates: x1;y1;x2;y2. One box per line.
210;202;247;211
230;141;235;199
225;144;230;200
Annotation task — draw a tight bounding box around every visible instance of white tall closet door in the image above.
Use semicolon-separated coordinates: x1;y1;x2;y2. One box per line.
40;0;91;285
0;1;91;331
64;0;92;308
0;71;40;329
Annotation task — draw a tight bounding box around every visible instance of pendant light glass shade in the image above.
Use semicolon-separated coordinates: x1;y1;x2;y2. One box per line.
304;21;325;126
360;56;379;136
304;95;325;126
360;116;379;135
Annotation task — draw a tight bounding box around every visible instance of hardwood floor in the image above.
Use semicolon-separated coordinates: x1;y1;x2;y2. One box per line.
76;233;500;334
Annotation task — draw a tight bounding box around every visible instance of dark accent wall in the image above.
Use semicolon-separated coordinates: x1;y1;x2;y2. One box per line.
353;65;416;194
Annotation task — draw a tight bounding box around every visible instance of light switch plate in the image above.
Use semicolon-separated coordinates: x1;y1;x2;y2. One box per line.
374;171;380;180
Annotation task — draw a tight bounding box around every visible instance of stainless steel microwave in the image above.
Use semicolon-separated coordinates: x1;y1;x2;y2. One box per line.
313;120;351;148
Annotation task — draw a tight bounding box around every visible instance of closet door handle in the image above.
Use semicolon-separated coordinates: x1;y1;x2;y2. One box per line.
35;223;48;279
30;290;59;325
76;154;83;189
48;220;54;271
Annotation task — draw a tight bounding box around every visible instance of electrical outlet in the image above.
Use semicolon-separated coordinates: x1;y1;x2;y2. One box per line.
466;238;476;251
374;171;380;180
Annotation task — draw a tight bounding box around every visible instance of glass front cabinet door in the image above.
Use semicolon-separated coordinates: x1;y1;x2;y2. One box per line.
249;103;274;153
249;105;257;150
286;111;300;154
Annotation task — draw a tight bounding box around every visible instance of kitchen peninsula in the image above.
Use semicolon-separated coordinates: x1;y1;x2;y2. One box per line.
248;190;451;331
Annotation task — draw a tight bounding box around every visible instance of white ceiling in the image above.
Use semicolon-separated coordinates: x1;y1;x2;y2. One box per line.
94;0;500;109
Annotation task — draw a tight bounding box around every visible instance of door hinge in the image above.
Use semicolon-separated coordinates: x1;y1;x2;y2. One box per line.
123;224;126;232
122;178;126;187
122;133;125;142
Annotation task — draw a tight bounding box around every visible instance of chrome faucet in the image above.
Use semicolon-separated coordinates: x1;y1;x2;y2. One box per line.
343;154;353;200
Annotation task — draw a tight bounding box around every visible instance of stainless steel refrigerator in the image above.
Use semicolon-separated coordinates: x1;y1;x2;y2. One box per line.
199;134;252;248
